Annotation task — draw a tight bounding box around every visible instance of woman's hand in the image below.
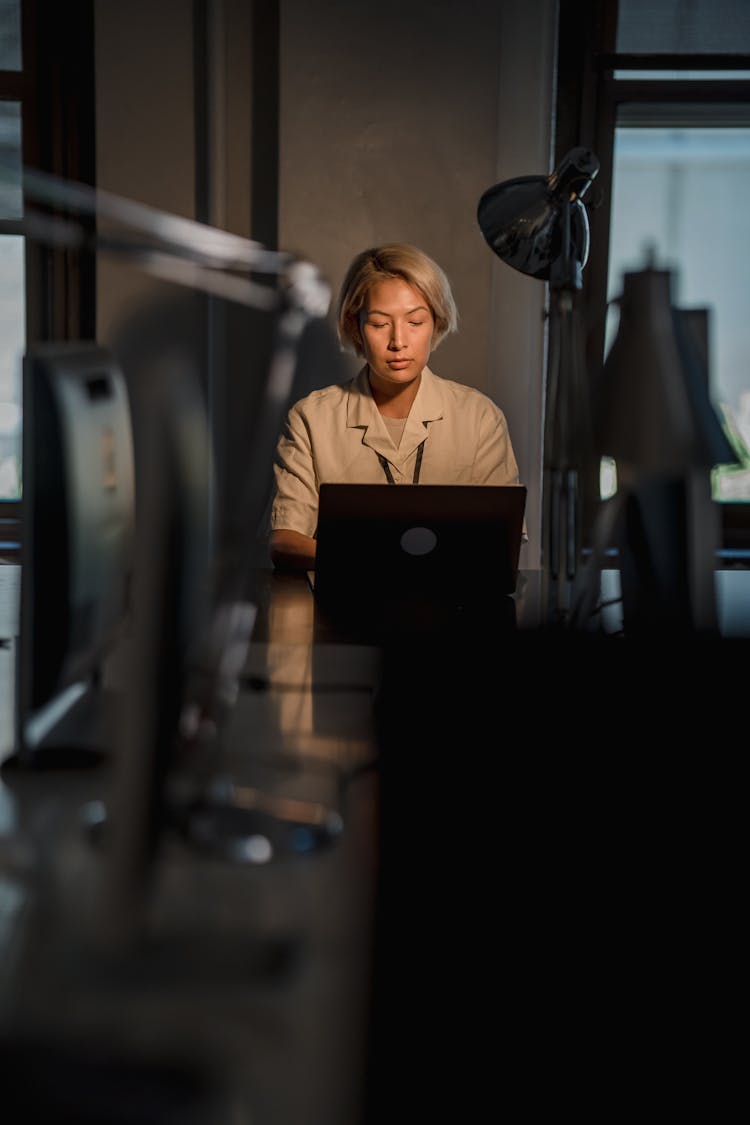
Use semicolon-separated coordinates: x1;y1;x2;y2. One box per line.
269;529;317;572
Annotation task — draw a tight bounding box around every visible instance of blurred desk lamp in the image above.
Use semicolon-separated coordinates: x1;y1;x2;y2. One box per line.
0;160;340;949
573;260;738;635
478;146;600;625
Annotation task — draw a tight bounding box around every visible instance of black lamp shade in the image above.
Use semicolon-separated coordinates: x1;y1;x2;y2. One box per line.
595;267;737;473
477;147;599;285
477;175;590;282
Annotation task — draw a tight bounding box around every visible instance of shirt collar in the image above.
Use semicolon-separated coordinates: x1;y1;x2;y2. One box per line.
346;364;445;428
346;365;445;470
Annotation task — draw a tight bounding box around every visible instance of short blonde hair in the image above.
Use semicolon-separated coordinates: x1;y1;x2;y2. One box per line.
336;243;458;356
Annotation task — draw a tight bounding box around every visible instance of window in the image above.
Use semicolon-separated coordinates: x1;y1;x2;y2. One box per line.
555;0;750;551
0;1;24;501
0;0;96;547
606;123;750;503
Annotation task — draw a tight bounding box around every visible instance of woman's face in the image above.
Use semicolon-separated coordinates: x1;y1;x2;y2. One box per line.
359;277;435;393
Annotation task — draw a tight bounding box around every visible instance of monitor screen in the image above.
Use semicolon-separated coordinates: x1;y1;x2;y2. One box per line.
14;342;135;766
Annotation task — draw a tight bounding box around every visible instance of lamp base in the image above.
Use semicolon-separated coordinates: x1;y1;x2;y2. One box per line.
618;472;719;636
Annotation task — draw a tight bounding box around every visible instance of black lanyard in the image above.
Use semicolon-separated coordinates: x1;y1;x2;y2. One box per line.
377;422;429;484
378;438;426;485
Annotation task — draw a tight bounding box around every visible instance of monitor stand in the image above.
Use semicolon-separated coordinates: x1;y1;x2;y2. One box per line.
4;681;117;772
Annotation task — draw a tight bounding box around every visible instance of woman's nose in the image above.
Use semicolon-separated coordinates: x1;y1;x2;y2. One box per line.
389;326;405;349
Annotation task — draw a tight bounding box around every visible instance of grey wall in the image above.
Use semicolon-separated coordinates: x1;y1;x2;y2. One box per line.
490;2;557;568
95;0;254;339
95;0;197;343
279;0;505;392
94;0;557;566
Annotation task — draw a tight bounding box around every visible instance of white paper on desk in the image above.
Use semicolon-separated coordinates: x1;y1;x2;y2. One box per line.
0;565;20;638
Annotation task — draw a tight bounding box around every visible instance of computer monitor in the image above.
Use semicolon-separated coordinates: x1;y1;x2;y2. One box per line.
12;342;135;767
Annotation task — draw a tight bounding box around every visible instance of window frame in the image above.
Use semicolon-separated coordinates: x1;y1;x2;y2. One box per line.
555;0;750;556
0;0;96;553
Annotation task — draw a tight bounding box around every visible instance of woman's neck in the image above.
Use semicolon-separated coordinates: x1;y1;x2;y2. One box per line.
368;369;422;419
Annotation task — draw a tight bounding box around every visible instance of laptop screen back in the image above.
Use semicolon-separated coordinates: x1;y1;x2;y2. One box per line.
313;483;527;637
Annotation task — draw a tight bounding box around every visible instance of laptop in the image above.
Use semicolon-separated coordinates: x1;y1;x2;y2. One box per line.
312;483;527;639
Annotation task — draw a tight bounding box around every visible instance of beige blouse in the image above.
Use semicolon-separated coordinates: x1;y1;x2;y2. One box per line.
270;365;521;539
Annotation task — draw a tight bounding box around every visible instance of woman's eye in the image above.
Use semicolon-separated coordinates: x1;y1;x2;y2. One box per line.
409;320;425;327
369;322;388;329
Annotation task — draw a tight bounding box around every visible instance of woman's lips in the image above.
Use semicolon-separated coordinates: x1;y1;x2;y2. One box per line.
387;358;410;368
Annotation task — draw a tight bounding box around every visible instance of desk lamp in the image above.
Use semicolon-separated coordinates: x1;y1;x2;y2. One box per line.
478;146;600;625
573;261;738;635
0;161;342;946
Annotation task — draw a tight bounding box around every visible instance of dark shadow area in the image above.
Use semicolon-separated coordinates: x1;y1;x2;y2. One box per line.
364;624;746;1119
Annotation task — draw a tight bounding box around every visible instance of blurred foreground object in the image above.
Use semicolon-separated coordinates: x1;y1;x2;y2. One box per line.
572;262;738;634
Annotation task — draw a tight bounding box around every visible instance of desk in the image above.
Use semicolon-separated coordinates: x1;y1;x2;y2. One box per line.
1;564;748;1122
0;566;381;1125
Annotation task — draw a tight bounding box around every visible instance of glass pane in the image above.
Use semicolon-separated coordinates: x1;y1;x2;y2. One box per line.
0;235;23;499
617;0;750;55
605;125;750;501
0;100;22;218
0;0;21;70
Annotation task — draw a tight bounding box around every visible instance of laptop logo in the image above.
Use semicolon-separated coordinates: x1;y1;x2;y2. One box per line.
400;526;437;556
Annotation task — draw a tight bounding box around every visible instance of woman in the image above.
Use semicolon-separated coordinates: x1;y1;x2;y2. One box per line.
268;243;521;570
